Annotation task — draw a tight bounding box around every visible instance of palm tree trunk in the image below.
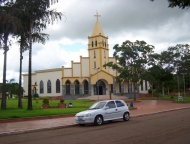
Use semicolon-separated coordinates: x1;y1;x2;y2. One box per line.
1;33;8;110
27;20;33;110
18;40;23;109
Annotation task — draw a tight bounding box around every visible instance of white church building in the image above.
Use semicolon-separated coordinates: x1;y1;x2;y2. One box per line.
23;13;149;99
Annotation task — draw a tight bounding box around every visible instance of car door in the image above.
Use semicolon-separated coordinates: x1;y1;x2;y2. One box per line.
115;100;126;118
104;101;117;120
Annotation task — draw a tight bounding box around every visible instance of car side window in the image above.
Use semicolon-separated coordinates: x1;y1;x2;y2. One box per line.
106;101;116;108
115;100;125;107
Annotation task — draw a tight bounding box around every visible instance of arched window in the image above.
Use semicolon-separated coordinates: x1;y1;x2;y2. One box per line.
92;40;94;47
47;80;51;93
102;39;104;47
66;80;70;95
56;79;60;93
105;40;106;47
74;80;80;95
40;80;44;93
83;80;88;94
95;39;97;46
94;61;96;68
104;50;106;58
94;50;96;58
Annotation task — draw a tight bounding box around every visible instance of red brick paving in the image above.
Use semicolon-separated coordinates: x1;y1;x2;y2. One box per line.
0;100;190;136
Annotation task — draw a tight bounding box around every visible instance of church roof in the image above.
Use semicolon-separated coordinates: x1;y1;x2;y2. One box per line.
91;12;105;36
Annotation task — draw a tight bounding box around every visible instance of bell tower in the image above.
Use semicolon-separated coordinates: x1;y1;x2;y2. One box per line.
88;12;109;75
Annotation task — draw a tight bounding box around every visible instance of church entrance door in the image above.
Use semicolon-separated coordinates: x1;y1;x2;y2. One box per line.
99;86;103;95
93;80;106;95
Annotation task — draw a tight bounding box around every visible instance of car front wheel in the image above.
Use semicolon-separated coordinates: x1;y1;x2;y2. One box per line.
123;112;130;121
94;115;103;126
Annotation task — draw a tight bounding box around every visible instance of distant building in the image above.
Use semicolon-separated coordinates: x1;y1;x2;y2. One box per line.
22;13;149;99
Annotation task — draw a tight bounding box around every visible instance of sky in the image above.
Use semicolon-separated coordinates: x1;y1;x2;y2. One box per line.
0;0;190;83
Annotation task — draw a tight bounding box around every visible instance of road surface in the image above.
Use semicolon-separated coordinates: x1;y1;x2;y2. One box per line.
0;108;190;144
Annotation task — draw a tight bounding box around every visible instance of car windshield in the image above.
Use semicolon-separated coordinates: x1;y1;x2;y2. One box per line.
88;102;106;110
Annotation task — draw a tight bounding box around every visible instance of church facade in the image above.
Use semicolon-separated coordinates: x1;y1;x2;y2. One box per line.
22;13;149;99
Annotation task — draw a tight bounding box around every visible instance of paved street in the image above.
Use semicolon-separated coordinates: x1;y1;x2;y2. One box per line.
0;108;190;144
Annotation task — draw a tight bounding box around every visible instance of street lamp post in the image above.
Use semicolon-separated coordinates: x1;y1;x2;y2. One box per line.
93;67;100;101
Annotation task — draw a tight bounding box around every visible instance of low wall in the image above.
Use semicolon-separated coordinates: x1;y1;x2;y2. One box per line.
139;93;153;98
39;96;63;100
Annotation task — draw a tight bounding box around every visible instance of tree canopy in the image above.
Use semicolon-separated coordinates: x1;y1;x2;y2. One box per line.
151;0;190;9
104;40;155;100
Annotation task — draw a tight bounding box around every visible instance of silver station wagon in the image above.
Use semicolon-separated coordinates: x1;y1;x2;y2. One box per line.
75;100;130;126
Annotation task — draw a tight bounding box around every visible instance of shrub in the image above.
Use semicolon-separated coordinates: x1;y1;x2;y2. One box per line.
42;98;49;104
148;89;152;94
60;99;64;103
33;93;39;98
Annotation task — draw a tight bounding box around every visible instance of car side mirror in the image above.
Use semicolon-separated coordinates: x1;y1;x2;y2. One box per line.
104;106;109;109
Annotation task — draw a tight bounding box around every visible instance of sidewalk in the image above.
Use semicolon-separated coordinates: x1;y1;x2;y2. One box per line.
0;98;190;136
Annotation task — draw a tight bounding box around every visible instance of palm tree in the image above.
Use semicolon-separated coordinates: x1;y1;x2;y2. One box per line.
0;2;20;109
14;0;62;110
15;25;49;109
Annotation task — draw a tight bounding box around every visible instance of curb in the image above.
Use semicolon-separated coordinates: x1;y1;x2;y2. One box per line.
0;114;76;123
0;124;78;136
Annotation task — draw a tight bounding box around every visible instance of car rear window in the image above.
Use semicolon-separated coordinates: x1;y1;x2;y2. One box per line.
106;101;116;108
115;100;125;107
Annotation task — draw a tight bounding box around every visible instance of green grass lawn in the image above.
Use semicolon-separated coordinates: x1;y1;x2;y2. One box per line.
0;99;94;119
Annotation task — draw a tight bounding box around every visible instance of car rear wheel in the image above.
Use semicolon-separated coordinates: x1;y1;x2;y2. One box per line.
123;112;130;121
94;115;103;126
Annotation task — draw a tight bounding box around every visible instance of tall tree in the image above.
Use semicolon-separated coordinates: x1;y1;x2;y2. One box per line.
0;1;20;109
14;6;49;109
167;44;190;77
14;0;62;110
104;40;155;101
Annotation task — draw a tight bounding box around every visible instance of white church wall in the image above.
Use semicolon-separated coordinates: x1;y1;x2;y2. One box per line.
73;63;81;77
23;75;28;96
82;58;89;76
36;70;62;97
23;74;36;96
64;69;72;77
139;80;149;94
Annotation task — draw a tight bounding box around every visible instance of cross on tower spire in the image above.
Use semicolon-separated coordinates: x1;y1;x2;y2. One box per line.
94;12;100;21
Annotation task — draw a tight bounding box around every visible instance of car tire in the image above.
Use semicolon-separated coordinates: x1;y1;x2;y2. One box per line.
94;115;103;126
123;112;130;121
